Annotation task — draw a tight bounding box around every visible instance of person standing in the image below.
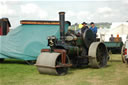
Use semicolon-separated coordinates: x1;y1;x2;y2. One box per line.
109;34;114;42
90;22;97;39
81;22;89;34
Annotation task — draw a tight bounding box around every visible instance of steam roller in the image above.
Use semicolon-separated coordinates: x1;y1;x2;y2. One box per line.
35;12;109;75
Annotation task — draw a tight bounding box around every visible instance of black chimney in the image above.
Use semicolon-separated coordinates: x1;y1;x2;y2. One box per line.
59;12;65;39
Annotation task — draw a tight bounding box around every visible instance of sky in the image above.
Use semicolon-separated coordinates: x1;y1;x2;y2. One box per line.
0;0;128;29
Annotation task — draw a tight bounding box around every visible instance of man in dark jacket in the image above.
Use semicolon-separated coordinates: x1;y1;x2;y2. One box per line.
81;22;89;34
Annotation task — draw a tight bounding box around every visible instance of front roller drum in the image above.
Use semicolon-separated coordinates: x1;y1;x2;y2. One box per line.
35;52;70;75
88;42;109;68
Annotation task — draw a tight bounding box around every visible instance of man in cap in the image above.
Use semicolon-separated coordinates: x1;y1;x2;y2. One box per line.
90;22;97;39
81;22;89;34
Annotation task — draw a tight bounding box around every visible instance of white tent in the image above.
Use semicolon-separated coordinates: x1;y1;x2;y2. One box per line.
108;22;128;43
109;22;128;35
97;22;128;43
103;22;128;43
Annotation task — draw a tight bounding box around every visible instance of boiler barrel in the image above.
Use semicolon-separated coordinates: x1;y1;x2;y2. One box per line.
67;46;81;56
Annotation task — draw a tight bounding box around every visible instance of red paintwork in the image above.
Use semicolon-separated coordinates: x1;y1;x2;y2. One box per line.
0;23;10;36
0;26;2;35
125;48;127;55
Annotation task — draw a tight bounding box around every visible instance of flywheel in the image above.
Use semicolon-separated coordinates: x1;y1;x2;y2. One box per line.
82;29;95;48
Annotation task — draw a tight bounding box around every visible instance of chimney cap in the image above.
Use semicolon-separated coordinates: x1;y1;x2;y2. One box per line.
59;12;65;15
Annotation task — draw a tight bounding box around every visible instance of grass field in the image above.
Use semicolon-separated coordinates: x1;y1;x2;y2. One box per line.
0;54;128;85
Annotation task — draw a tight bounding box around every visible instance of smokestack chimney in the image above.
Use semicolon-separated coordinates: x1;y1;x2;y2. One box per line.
59;12;65;40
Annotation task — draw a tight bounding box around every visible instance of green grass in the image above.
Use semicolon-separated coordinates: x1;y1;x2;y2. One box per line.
0;54;128;85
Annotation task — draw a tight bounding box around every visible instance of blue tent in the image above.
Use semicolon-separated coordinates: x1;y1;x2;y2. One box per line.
0;21;70;60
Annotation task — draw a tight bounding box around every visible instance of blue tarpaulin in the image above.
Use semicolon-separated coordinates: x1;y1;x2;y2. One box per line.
0;23;69;60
